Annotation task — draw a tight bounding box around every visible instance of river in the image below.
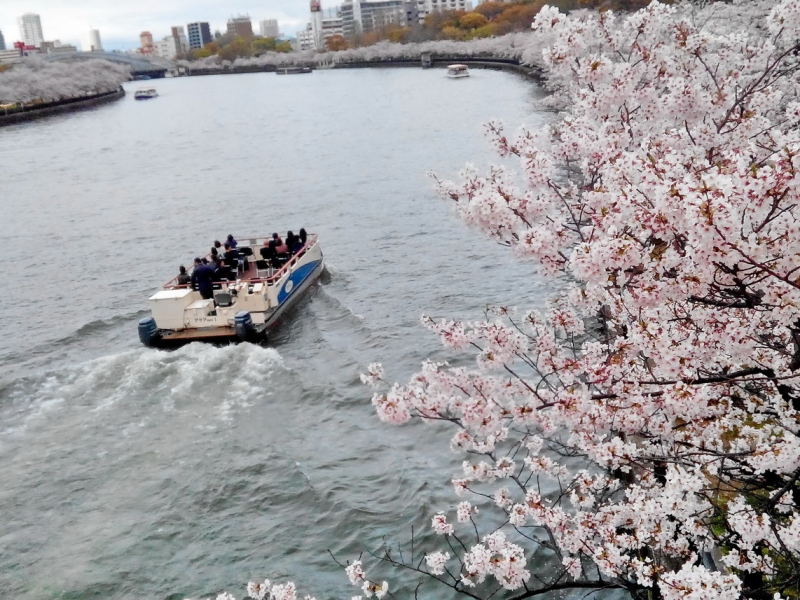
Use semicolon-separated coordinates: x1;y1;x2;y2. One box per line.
0;68;552;599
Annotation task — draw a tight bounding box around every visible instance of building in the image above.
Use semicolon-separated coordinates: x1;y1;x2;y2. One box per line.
227;16;254;38
303;2;344;50
416;0;472;22
17;13;44;48
259;19;280;38
139;31;154;54
187;22;212;49
13;41;39;57
0;30;6;51
171;26;189;55
41;40;78;54
340;0;415;37
152;28;188;59
82;29;103;52
0;48;21;63
296;26;316;51
337;0;470;35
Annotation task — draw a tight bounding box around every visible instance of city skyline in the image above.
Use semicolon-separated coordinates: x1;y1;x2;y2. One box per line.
0;0;306;51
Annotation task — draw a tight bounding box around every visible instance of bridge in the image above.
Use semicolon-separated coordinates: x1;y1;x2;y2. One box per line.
42;51;172;79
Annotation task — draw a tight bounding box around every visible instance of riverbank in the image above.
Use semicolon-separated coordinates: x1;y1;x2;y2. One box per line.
185;56;541;80
0;87;125;127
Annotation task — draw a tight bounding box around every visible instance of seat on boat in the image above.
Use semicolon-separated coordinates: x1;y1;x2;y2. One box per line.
214;291;234;307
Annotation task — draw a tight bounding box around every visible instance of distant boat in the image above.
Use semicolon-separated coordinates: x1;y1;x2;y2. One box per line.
276;66;312;75
134;87;158;100
446;64;470;79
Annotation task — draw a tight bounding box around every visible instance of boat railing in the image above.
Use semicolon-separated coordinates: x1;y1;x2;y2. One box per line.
162;234;318;289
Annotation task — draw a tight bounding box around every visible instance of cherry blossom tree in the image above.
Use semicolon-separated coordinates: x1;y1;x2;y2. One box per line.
0;57;129;105
204;1;800;599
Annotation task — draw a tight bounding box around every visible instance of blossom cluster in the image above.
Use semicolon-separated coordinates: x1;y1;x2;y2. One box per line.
360;0;800;597
0;57;129;104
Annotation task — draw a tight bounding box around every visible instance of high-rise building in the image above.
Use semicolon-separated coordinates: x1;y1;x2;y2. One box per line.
300;3;344;51
227;16;253;38
187;22;212;49
139;31;154;54
17;13;44;48
171;26;189;55
259;19;280;38
0;30;6;51
82;29;103;52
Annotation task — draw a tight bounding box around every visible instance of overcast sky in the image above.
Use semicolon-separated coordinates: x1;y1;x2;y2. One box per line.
1;0;313;50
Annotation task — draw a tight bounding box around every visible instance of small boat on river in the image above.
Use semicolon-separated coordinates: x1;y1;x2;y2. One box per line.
134;88;158;100
138;234;324;347
446;64;470;79
276;66;312;75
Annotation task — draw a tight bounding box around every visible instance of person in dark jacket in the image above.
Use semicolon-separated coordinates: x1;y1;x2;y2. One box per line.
227;234;238;249
298;228;308;246
191;258;215;299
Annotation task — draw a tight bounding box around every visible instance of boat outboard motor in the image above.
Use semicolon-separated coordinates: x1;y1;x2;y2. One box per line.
138;317;158;347
234;311;254;342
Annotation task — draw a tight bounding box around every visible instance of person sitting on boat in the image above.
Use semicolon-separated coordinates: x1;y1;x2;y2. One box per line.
213;258;231;281
191;257;215;300
286;231;297;254
299;228;308;247
260;239;276;260
275;237;289;255
227;234;238;249
272;232;283;246
177;265;191;285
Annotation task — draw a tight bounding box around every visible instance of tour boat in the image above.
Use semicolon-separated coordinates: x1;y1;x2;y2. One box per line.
446;64;470;79
138;234;324;347
134;88;158;100
276;66;312;75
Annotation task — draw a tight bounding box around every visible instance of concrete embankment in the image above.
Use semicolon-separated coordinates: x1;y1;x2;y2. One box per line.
186;57;541;80
0;87;125;127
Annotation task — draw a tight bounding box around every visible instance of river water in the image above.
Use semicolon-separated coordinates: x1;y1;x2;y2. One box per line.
0;68;551;599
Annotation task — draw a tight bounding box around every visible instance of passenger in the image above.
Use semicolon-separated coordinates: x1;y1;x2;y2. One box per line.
191;257;215;300
223;242;240;262
290;230;304;254
260;239;276;260
299;228;308;246
177;265;191;285
227;234;238;249
214;258;231;281
268;241;282;269
210;246;219;259
214;240;223;251
272;232;283;246
286;231;297;254
201;257;209;264
275;237;289;254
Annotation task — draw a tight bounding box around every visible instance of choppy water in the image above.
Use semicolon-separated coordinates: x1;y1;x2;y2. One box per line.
0;68;552;599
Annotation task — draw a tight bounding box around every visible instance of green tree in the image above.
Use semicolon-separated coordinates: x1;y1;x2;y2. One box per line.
252;37;277;53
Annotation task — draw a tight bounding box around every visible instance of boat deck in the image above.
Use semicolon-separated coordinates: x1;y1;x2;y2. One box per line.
163;235;317;291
